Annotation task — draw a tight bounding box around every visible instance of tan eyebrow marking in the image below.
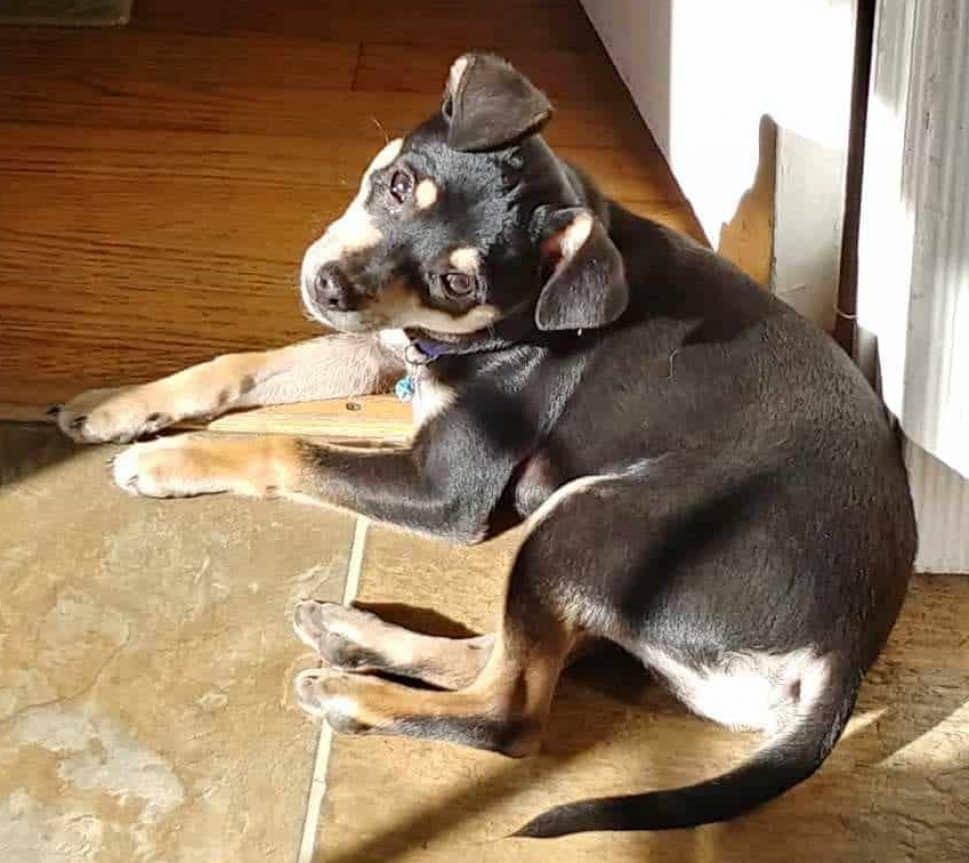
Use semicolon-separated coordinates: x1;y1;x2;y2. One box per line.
415;179;439;209
449;247;481;275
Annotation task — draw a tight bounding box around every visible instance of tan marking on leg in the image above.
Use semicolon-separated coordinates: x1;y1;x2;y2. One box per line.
295;616;574;756
112;433;308;499
58;334;401;444
414;179;438;209
293;601;492;689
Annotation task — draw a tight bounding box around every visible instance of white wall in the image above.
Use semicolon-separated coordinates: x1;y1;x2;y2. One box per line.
584;0;968;571
580;1;673;155
582;0;857;328
857;0;969;571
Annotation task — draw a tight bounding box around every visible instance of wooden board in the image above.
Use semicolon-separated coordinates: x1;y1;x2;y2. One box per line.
2;395;415;445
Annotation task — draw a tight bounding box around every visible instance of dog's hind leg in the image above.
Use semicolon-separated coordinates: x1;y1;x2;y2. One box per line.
56;332;403;444
292;516;584;755
293;601;494;690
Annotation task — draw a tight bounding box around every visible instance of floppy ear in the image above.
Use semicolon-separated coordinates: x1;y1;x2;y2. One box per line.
534;208;628;332
443;53;552;152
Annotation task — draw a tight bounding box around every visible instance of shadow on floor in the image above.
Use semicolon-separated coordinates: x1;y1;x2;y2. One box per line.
323;594;969;862
0;422;81;489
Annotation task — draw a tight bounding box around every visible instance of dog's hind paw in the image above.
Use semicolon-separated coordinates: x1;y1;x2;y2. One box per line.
292;667;374;733
292;601;386;672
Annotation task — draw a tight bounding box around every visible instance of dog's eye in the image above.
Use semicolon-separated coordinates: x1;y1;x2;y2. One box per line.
389;170;414;203
440;272;475;298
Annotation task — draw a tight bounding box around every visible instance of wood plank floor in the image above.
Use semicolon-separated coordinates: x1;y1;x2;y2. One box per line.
0;0;702;410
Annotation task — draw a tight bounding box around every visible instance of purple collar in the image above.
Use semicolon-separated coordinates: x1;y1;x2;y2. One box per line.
415;338;446;359
404;335;453;365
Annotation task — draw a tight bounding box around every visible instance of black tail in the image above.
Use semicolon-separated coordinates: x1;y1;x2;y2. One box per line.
515;666;859;838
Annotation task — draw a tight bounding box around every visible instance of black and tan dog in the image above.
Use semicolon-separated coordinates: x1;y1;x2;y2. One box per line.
56;54;916;836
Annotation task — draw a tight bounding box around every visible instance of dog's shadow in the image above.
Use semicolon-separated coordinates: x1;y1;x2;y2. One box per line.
340;594;969;862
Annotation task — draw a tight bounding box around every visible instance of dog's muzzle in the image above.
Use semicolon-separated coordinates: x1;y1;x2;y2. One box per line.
305;262;360;314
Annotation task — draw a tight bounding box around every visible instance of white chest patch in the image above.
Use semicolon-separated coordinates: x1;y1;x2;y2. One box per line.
379;330;456;428
377;328;410;351
410;366;455;428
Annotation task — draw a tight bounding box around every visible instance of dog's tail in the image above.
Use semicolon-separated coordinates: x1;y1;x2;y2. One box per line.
514;660;859;838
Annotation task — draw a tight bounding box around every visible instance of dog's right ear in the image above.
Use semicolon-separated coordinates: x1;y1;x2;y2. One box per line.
533;207;628;332
443;54;552;152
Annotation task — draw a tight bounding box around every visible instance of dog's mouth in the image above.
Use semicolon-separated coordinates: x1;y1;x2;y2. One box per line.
304;305;384;334
301;276;503;338
299;281;400;334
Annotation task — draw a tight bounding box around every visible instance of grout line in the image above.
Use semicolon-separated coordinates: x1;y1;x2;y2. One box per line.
296;516;370;863
343;516;370;606
296;727;333;863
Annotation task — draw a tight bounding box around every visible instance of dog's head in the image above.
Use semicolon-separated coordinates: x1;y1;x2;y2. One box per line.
300;53;627;341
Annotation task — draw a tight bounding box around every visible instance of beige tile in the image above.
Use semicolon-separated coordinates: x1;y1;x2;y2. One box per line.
314;525;969;862
0;425;353;863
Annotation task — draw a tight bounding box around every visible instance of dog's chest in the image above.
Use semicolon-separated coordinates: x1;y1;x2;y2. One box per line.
380;329;456;428
408;363;454;428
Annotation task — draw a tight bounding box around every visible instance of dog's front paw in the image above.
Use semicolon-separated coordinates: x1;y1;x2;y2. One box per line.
111;435;228;498
292;667;374;733
56;386;175;444
292;601;385;671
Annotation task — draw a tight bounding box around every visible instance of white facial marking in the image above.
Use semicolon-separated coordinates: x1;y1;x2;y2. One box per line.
415;179;439;209
369;137;404;172
300;137;404;310
449;247;480;275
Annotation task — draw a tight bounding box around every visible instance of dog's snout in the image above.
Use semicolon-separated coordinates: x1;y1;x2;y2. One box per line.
312;263;357;312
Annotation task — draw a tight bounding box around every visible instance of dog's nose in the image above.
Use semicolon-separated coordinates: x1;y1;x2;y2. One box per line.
312;263;356;312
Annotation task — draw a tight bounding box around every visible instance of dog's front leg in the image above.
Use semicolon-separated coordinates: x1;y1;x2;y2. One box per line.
56;333;403;443
111;412;519;542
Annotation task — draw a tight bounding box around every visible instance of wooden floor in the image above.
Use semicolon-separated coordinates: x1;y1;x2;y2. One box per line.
0;0;702;411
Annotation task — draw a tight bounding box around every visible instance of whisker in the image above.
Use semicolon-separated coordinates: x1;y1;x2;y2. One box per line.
370;117;390;144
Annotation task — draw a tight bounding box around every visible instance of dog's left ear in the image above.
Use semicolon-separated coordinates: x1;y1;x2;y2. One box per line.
443;53;552;152
534;207;628;332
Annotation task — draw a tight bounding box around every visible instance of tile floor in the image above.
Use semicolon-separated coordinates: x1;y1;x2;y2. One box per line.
0;424;354;862
2;424;969;863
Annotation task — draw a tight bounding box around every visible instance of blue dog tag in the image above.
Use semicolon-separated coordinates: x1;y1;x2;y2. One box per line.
395;376;415;402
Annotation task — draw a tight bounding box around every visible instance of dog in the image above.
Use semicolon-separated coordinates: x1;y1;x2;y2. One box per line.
54;54;916;837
